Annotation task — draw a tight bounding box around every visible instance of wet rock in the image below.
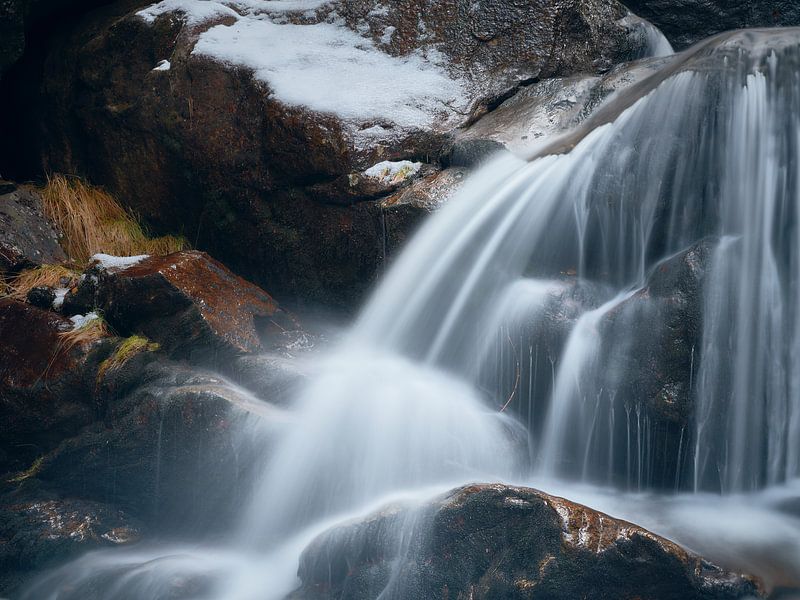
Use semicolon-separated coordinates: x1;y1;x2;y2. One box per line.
0;184;66;275
0;487;141;596
602;238;714;426
36;360;281;530
621;1;800;49
457;55;671;155
94;251;297;360
29;0;655;308
292;483;762;600
0;298;105;474
25;285;55;309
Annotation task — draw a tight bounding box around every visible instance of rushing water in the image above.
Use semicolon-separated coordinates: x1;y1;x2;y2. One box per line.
22;28;800;600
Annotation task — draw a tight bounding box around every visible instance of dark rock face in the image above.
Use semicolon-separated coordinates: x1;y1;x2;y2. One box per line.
621;1;800;49
94;250;295;359
0;299;103;473
0;184;66;275
292;484;763;600
603;238;714;428
28;0;654;309
35;359;278;530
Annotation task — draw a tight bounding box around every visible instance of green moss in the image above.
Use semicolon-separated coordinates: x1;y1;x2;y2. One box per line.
7;456;44;484
97;335;160;384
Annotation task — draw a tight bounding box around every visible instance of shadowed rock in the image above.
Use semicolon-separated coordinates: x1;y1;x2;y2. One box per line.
0;185;65;275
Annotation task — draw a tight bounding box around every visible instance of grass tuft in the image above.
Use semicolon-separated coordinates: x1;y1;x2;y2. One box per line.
2;264;79;301
7;456;44;484
58;313;110;351
96;335;160;384
41;174;187;263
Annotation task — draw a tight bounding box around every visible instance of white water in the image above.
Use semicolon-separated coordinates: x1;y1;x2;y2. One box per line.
22;29;800;600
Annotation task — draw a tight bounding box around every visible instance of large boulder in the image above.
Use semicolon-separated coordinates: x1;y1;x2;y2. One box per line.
29;0;659;308
65;250;297;361
621;0;800;49
292;483;762;600
0;298;106;473
35;359;285;530
0;183;66;275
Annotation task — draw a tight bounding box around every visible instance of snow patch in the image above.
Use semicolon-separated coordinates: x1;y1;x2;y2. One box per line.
193;18;465;128
70;312;101;330
137;0;239;25
91;253;149;271
137;0;468;130
364;160;422;185
380;25;396;45
153;59;171;71
52;288;68;310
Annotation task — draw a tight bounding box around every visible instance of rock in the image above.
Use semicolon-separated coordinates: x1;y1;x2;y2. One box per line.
457;55;671;156
36;360;283;530
291;483;762;600
0;298;105;474
621;0;800;49
0;487;141;597
0;184;66;275
25;285;55;309
92;251;297;360
26;0;657;308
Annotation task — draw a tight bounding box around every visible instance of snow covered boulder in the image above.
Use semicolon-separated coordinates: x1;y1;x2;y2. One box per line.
94;251;297;360
32;0;663;308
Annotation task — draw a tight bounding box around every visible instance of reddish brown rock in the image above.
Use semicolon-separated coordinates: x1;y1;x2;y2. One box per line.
292;483;763;600
0;299;102;472
97;250;296;358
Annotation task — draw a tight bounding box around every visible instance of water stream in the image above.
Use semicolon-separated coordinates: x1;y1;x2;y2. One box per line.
22;27;800;600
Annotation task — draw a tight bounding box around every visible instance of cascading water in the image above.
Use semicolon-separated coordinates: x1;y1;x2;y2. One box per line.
22;27;800;600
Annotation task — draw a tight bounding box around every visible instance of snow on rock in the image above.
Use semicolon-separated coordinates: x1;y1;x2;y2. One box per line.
91;254;149;272
52;288;68;310
193;19;466;129
69;312;100;330
153;59;171;71
137;0;468;131
137;0;239;25
364;160;422;185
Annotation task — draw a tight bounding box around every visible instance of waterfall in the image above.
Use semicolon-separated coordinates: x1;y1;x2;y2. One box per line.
21;27;800;600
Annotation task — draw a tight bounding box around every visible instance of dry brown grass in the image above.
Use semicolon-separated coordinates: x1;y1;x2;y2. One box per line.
42;174;187;263
58;313;110;351
3;264;79;300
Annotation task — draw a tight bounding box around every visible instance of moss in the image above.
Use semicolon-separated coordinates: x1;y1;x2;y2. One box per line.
96;335;160;384
7;456;44;484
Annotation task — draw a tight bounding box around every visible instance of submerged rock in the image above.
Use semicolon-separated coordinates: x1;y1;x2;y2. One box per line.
292;483;762;600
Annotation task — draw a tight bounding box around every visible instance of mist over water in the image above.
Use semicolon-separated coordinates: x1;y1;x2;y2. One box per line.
22;28;800;600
